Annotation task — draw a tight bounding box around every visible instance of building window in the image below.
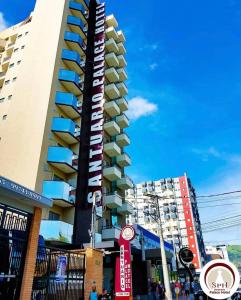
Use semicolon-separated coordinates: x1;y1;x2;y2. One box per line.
8;95;12;100
12;77;17;82
0;97;4;103
21;45;25;50
18;34;22;39
2;115;7;120
14;48;19;52
4;80;10;85
9;63;14;68
48;211;60;221
25;32;29;35
17;60;21;65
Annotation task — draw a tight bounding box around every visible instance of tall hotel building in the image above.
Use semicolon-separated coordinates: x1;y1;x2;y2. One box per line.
126;173;206;269
0;0;132;245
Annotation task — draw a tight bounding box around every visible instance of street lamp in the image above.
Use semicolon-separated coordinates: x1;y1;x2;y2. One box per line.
144;193;172;300
89;192;96;249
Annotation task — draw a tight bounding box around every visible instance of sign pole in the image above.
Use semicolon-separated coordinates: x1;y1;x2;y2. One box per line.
115;226;135;300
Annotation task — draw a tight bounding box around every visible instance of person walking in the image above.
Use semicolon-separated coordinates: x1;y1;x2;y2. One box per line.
174;281;181;300
184;280;190;299
89;286;98;300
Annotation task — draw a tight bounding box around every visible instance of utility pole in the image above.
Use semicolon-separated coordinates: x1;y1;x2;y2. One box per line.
145;193;172;300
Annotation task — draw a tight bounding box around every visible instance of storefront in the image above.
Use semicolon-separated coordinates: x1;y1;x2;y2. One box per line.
0;176;52;300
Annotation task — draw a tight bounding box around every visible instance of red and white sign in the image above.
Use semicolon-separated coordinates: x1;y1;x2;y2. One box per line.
115;226;135;300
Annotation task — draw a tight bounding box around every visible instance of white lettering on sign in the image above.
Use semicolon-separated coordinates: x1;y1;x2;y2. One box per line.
120;245;125;291
87;3;106;219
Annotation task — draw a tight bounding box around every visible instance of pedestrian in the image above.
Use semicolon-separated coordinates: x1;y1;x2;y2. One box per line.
99;288;111;300
157;281;165;300
184;280;190;299
174;281;181;300
89;286;98;300
150;278;157;300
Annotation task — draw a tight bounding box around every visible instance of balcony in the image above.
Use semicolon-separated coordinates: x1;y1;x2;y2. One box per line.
0;38;6;51
55;92;81;119
117;42;126;55
105;67;119;83
62;49;84;74
116;114;129;128
42;181;75;207
64;31;86;57
51;117;80;144
59;69;82;96
105;15;118;28
116;153;131;167
116;133;130;147
117;176;133;190
104;142;121;157
105;52;119;67
103;165;121;181
102;226;121;241
106;26;118;41
116;98;128;112
0;72;5;88
117;30;126;43
104;100;120;117
77;0;89;11
47;146;78;173
40;220;73;244
104;120;120;136
116;82;128;96
104;192;122;208
117;68;127;81
105;38;118;53
69;1;87;24
105;83;120;99
117;55;127;68
117;201;133;215
67;15;86;40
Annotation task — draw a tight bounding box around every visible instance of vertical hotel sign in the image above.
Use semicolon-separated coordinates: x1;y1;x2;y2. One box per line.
115;226;135;300
87;2;106;217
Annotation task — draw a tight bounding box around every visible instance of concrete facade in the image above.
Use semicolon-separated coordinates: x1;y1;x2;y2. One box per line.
0;0;131;246
126;173;206;269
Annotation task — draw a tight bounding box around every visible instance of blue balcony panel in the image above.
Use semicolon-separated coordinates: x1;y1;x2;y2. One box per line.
69;1;87;24
55;92;81;119
67;15;86;40
62;49;84;74
40;220;73;243
42;181;75;207
47;146;78;174
64;31;86;57
75;0;89;12
52;117;80;144
59;69;82;96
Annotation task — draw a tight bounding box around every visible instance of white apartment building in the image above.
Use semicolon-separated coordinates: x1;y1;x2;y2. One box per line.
126;173;206;269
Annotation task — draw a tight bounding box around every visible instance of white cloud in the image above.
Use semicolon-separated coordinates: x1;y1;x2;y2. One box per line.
191;146;241;164
149;63;158;71
0;12;8;32
126;96;158;120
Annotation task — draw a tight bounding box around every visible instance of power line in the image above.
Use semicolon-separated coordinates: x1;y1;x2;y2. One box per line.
197;190;241;198
198;202;241;208
201;214;241;225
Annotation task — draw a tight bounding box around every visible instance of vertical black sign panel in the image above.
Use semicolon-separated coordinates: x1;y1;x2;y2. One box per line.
73;0;106;244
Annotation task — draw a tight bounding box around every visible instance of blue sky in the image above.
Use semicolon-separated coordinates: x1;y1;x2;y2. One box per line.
1;0;241;244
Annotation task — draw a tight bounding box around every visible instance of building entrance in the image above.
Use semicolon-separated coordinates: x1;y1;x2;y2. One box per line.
0;203;32;300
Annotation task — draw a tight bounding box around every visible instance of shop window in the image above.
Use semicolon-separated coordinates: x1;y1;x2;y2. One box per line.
48;211;60;221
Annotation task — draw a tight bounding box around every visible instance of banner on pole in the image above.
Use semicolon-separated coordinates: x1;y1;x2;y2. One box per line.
115;225;135;300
